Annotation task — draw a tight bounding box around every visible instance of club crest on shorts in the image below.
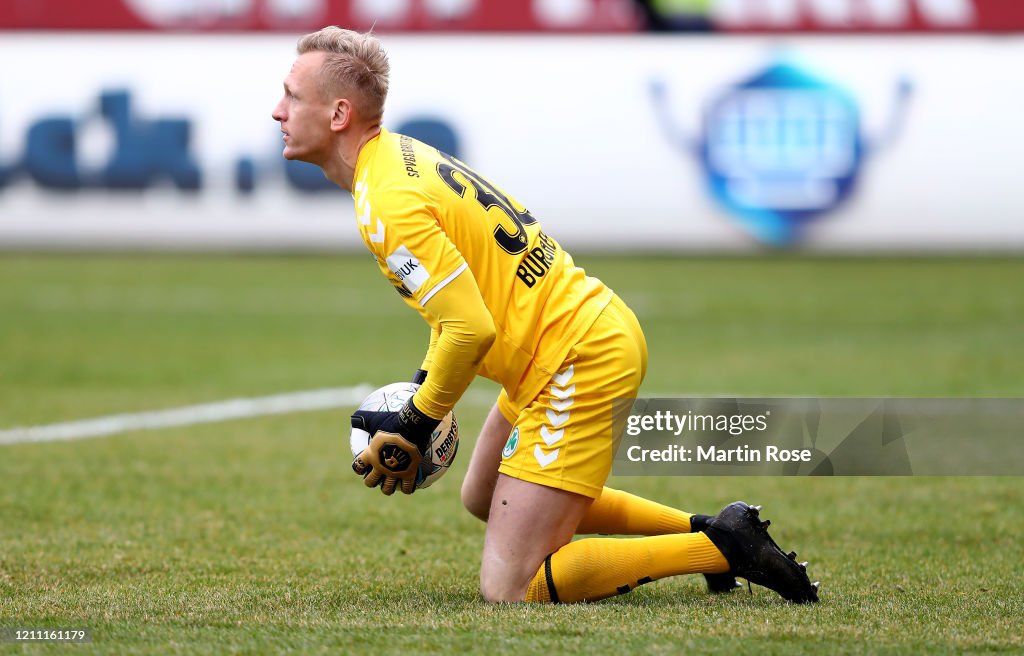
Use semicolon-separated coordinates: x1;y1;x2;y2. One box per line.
502;427;520;459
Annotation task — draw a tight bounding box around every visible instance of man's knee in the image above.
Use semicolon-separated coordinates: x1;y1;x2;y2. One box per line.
476;475;591;603
478;557;533;603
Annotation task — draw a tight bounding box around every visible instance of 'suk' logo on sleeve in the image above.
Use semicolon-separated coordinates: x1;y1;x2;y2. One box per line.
386;245;431;294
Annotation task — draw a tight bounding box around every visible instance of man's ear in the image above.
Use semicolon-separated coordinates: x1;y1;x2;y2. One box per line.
330;98;352;132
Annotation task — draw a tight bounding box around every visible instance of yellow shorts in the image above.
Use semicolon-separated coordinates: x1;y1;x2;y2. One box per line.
496;294;648;499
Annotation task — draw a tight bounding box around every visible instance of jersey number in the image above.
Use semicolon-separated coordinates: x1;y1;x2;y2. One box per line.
436;152;537;255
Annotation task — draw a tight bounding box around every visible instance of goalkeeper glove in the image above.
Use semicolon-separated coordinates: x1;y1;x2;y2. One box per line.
351;396;440;495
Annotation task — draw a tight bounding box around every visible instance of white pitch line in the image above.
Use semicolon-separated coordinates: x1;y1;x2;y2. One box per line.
0;385;505;446
0;385;379;446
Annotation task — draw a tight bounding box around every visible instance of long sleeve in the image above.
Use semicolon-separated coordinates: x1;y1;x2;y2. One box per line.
419;326;441;373
412;270;496;419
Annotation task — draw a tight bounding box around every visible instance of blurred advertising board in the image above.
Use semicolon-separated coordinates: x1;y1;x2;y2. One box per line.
0;0;640;32
0;34;1021;252
2;0;1023;33
680;0;1024;33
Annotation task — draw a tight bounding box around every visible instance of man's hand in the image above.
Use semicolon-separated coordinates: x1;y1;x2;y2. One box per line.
351;429;423;495
351;397;440;496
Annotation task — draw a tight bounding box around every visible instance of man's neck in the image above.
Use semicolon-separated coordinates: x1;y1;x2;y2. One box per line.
323;124;382;192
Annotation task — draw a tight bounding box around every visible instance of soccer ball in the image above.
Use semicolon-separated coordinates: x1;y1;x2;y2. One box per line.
349;382;459;490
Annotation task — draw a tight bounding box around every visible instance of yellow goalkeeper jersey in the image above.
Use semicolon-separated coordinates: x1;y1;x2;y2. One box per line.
352;129;613;411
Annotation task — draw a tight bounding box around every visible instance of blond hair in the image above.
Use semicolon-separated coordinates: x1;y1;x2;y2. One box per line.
297;26;390;123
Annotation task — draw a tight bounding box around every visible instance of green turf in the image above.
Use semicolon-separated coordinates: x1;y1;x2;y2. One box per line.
1;254;1022;654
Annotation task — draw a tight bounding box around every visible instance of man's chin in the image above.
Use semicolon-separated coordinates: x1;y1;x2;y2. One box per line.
282;146;323;168
281;144;309;162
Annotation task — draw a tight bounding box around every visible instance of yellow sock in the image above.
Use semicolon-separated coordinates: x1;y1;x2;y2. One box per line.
524;533;729;603
575;487;694;535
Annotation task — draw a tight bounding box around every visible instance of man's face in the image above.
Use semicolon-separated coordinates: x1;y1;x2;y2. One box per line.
271;52;334;164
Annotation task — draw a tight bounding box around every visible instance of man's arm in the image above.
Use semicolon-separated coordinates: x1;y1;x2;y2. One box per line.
351;269;494;495
413;326;441;384
412;269;496;420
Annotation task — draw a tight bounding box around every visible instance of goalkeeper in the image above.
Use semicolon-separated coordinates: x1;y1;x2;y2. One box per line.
271;26;818;604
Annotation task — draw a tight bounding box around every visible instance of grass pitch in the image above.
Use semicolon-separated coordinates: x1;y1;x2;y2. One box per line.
1;254;1022;654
